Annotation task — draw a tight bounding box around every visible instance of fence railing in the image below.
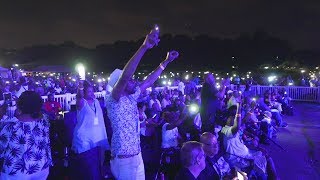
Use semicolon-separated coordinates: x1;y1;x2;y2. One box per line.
43;85;320;111
250;85;320;102
155;85;320;103
42;91;106;111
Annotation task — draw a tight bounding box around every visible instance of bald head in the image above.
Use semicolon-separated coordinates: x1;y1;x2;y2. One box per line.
200;132;216;144
200;132;219;157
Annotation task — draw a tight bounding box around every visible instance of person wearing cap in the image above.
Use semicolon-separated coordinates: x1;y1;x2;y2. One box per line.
106;27;179;180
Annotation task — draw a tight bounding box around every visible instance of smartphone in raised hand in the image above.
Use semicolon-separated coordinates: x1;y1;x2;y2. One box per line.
154;24;159;32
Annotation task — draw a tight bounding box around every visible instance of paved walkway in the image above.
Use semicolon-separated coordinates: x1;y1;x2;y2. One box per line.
262;102;320;179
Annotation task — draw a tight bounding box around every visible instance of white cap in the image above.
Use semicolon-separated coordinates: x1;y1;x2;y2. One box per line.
108;69;123;90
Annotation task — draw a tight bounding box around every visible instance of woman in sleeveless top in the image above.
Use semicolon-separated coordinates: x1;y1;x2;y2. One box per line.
71;81;109;179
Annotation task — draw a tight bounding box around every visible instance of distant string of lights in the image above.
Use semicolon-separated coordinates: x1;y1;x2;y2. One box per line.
2;64;319;87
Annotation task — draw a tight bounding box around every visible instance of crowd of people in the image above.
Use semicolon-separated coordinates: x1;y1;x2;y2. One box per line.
0;74;109;101
135;72;292;180
0;27;295;180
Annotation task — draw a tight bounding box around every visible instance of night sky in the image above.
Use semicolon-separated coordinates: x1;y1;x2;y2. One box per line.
0;0;319;50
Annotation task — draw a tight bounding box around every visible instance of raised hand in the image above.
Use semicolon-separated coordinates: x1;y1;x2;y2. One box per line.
164;51;179;63
142;29;160;49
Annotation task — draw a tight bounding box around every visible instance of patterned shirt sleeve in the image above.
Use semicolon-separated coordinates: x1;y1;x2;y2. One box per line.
130;87;141;101
0;122;8;158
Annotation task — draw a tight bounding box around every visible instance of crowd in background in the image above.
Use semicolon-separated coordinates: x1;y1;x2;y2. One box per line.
0;30;300;179
0;20;315;180
0;66;319;103
0;70;295;179
129;73;293;179
0;75;108;101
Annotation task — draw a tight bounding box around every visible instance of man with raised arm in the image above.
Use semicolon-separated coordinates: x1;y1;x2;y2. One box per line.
221;103;279;179
106;27;179;180
200;73;227;132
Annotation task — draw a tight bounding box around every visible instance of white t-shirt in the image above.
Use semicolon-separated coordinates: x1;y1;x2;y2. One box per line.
221;126;249;158
161;123;179;148
222;126;267;173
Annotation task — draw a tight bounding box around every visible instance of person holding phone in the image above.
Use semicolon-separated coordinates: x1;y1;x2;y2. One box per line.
106;25;179;180
71;80;109;179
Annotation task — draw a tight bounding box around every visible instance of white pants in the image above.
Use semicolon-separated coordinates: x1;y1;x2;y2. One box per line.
0;168;49;180
110;153;145;180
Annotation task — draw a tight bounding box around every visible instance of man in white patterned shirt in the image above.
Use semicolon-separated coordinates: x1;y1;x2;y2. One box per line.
106;27;179;180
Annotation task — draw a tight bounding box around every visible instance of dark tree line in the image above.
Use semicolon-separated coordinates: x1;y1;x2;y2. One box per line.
0;31;319;72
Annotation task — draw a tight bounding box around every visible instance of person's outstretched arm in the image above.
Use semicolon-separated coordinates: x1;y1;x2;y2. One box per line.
139;51;179;92
112;29;160;101
76;81;85;110
231;102;242;135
